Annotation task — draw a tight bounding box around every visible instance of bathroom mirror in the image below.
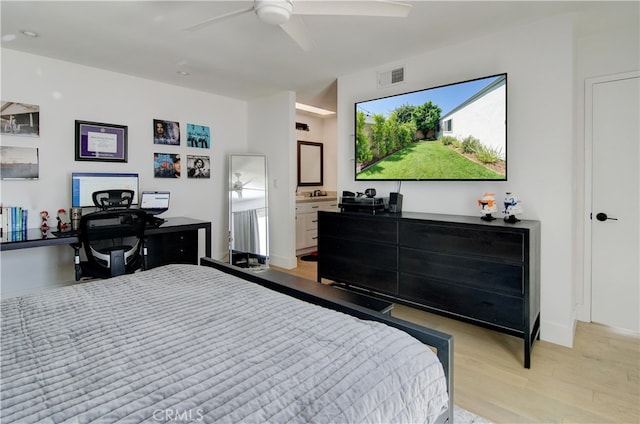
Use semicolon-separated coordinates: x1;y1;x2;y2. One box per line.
297;141;323;186
229;154;269;269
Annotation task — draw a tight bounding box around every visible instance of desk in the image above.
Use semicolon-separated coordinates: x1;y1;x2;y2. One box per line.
1;217;211;268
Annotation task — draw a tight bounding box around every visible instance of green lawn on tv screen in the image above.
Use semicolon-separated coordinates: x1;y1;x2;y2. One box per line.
356;141;504;180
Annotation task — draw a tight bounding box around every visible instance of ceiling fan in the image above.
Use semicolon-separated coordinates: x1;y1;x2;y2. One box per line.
232;172;258;199
184;0;412;51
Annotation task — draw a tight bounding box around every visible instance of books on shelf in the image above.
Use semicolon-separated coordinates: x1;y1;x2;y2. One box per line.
1;206;28;241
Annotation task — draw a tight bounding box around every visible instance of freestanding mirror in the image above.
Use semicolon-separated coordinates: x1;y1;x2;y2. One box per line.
229;154;269;269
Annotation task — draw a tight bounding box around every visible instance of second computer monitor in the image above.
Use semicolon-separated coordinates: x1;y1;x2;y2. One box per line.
139;191;170;215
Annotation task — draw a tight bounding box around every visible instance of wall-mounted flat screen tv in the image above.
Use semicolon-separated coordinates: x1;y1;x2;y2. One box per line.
355;73;507;181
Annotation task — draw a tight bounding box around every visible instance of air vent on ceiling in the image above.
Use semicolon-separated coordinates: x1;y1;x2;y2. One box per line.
378;66;405;88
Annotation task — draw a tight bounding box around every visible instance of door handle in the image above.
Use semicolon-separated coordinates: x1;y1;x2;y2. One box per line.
594;212;618;221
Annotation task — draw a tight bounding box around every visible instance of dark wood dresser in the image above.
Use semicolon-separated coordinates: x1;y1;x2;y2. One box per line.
317;210;540;368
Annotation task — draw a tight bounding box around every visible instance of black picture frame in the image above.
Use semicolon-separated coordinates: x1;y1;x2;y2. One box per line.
153;119;180;145
75;120;128;162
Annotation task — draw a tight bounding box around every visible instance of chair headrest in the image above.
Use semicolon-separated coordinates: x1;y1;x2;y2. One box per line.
92;189;134;210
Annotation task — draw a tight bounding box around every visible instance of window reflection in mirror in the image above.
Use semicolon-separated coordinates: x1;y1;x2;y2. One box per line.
229;154;268;269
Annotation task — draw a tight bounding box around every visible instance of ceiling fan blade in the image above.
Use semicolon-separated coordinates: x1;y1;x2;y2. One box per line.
184;6;254;31
292;0;412;18
280;15;314;51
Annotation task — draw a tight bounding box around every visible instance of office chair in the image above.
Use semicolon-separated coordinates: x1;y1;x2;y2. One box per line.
92;189;135;210
72;209;147;281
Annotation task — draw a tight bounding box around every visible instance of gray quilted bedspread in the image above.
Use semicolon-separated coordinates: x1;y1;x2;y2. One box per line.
1;264;448;423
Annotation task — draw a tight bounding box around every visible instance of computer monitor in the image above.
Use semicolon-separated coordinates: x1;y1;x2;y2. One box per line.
139;191;170;215
71;172;139;208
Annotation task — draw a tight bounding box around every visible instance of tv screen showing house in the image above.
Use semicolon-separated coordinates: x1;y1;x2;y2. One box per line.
354;73;507;181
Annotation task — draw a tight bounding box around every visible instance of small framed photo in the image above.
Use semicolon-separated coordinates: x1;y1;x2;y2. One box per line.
154;153;181;178
1;101;40;137
187;154;210;178
0;146;39;180
187;123;210;148
75;120;127;162
154;119;180;145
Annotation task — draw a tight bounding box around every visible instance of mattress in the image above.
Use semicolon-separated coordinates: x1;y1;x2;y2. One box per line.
1;264;448;423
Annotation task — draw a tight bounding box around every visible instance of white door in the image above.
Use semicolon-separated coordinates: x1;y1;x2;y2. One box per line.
590;73;639;333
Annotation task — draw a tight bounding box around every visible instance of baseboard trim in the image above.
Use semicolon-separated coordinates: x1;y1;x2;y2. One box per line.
541;318;575;348
268;254;297;270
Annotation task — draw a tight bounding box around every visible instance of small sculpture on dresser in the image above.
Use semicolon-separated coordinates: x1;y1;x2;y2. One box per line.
478;192;497;221
503;192;523;223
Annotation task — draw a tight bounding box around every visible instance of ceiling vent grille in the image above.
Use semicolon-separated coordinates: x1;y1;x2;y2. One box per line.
378;66;405;88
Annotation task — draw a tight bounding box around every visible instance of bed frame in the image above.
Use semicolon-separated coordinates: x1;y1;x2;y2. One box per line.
201;258;454;423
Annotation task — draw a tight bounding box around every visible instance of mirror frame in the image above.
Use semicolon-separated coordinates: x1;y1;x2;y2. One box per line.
297;141;323;186
228;154;269;269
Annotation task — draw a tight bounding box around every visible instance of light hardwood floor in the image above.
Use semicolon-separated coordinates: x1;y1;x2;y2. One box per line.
273;259;640;423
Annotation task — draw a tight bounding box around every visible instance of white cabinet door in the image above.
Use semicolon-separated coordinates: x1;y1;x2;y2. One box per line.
295;200;338;253
295;213;306;250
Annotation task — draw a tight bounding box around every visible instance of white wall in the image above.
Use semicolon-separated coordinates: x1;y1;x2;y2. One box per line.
248;92;298;269
1;49;247;297
323;117;338;192
337;15;576;347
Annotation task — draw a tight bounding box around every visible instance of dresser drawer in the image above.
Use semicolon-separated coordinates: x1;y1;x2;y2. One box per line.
320;237;397;269
318;201;339;211
296;202;322;214
161;231;198;263
145;230;198;268
318;237;398;295
296;200;339;214
399;273;523;330
399;221;524;262
319;212;397;244
400;248;523;296
305;228;318;246
305;213;319;230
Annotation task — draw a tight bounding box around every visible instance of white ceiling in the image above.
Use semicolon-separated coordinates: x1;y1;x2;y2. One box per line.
1;1;636;112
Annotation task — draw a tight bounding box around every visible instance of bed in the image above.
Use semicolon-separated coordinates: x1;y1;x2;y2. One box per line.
1;260;453;423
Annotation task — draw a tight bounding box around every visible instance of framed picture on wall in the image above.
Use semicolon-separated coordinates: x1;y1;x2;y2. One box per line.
186;123;210;148
0;146;39;180
1;101;40;137
154;153;181;178
154;119;180;145
75;120;128;162
187;154;210;178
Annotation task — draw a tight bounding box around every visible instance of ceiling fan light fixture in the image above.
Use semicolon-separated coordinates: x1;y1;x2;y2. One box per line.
255;0;293;25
